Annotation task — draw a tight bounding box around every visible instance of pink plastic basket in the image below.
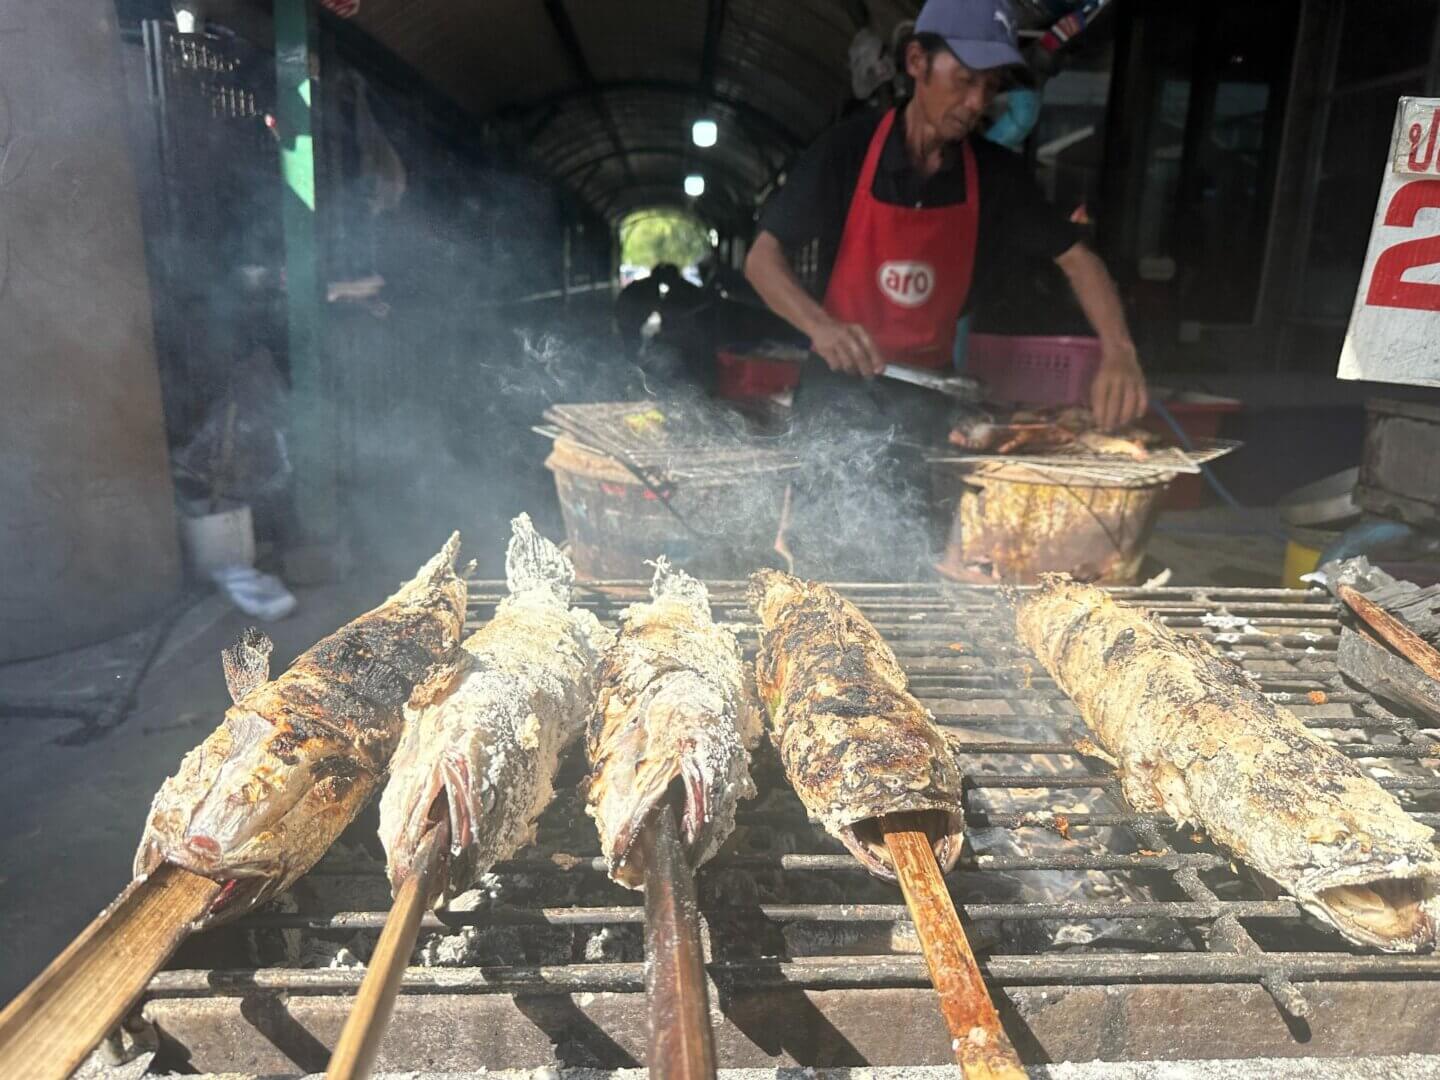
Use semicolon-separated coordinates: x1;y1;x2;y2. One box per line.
963;333;1101;407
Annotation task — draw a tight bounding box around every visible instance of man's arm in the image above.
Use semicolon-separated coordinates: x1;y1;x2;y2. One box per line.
744;231;887;377
1054;241;1147;430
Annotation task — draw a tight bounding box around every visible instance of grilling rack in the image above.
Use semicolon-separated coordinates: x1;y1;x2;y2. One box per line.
141;582;1440;1073
540;401;803;483
927;437;1242;486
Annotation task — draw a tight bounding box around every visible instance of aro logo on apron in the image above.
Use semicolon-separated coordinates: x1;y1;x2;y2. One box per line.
877;260;936;308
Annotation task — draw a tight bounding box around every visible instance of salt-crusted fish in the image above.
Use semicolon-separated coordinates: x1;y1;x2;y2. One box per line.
380;515;611;897
1016;574;1440;952
134;535;468;926
748;570;964;880
586;560;760;888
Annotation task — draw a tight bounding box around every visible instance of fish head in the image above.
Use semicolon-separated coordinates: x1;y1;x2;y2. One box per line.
381;695;512;895
135;708;376;922
839;808;966;881
1300;862;1440;953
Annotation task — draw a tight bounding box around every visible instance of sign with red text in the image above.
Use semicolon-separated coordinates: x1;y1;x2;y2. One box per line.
1340;98;1440;386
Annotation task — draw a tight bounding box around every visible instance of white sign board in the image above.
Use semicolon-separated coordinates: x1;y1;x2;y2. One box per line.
1339;97;1440;387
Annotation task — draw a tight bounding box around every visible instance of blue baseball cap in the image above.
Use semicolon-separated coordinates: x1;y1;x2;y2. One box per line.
914;0;1025;72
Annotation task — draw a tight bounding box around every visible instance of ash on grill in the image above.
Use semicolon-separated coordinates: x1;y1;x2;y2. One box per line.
146;582;1440;1074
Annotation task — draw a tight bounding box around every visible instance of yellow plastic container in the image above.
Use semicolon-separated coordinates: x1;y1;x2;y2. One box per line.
1282;538;1322;589
1282;525;1340;589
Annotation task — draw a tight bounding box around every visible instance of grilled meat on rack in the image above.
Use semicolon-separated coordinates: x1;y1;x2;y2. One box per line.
1016;575;1440;952
134;535;469;926
749;570;964;880
950;405;1158;459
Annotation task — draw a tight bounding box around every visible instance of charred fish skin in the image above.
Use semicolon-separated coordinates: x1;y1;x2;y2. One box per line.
379;514;612;897
586;559;760;889
748;569;964;881
133;534;469;926
1016;575;1440;953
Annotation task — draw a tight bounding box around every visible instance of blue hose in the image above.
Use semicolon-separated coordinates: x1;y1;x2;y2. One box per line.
1148;398;1290;542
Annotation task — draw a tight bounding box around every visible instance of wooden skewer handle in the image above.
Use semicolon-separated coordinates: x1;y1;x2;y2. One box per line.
1338;584;1440;683
0;864;220;1080
326;820;449;1080
882;814;1026;1080
638;802;717;1080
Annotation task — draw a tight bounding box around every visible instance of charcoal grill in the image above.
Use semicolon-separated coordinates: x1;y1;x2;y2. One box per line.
138;582;1440;1073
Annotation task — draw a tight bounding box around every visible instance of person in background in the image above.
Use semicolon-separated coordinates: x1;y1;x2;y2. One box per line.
744;0;1146;431
613;262;713;390
613;263;704;354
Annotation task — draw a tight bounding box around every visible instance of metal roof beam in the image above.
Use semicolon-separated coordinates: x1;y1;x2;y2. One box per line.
600;184;746;229
511;80;804;156
541;0;636;185
700;0;728;95
557;145;762;199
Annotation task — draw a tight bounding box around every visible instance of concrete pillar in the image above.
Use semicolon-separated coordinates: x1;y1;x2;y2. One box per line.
0;0;182;660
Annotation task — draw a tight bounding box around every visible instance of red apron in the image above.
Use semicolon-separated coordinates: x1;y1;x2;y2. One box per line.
821;108;979;371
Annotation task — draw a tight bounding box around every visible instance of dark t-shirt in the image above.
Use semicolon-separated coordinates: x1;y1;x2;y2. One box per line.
757;106;1079;313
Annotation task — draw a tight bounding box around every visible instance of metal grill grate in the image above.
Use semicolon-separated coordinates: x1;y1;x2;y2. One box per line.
142;582;1440;1071
927;437;1241;485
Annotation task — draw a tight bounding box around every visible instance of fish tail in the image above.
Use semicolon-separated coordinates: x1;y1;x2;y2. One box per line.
649;557;711;617
387;531;463;604
505;513;574;602
747;567;800;626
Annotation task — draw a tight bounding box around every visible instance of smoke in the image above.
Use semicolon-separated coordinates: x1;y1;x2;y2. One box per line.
339;318;655;580
780;419;943;582
117;22;950;586
336;295;949;584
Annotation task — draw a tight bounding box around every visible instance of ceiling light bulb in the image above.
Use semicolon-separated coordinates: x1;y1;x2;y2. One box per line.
684;174;705;198
173;2;203;33
692;118;718;148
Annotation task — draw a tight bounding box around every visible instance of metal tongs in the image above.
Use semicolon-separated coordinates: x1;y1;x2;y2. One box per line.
758;344;986;402
877;363;985;402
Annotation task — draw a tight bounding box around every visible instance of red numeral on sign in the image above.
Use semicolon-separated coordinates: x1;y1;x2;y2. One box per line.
1366;179;1440;311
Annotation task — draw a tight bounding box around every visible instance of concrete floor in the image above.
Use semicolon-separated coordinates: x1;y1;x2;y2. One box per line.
0;509;1290;1005
0;577;387;1003
1146;508;1289;587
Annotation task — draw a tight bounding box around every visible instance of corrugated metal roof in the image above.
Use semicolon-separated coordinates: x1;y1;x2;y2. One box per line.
349;0;928;227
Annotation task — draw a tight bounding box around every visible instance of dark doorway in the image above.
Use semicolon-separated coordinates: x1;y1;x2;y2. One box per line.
1100;0;1298;327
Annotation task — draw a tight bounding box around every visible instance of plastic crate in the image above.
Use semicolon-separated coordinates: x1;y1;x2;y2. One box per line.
714;348;802;400
963;333;1101;407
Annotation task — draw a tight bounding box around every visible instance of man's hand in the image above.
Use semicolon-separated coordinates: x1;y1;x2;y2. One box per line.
809;317;887;377
1090;343;1147;431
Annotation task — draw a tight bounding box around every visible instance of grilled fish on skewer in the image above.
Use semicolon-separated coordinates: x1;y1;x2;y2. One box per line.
1016;574;1440;952
134;535;469;927
748;570;964;880
380;515;611;896
587;560;760;888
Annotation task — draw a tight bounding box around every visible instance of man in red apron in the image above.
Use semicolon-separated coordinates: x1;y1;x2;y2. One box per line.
745;0;1146;433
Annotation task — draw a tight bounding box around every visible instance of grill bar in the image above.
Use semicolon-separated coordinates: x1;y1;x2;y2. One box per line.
150;950;1440;996
949;739;1432;761
238;898;1305;932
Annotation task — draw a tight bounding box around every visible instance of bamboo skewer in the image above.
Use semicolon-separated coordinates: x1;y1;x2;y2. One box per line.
882;813;1025;1080
636;801;718;1080
0;864;220;1080
1338;583;1440;683
326;818;451;1080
